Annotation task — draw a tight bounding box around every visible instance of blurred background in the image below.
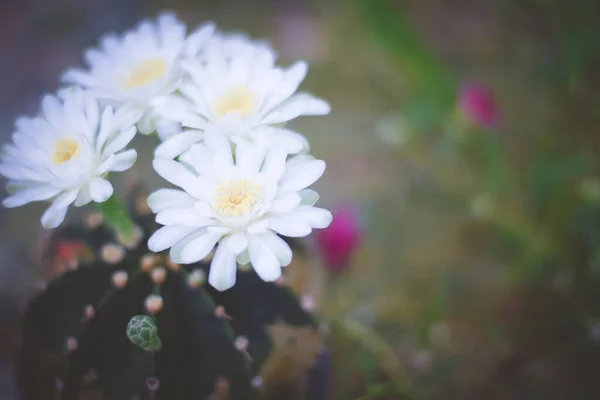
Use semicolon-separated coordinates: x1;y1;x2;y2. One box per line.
1;0;600;398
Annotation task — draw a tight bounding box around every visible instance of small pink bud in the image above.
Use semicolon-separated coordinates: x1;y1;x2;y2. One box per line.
187;269;206;288
234;336;249;352
101;243;126;265
275;276;286;286
215;305;232;320
116;225;143;250
458;81;498;128
145;294;163;314
215;377;229;396
146;377;160;392
250;376;263;389
140;254;158;272
151;267;167;284
84;305;95;320
66;336;79;352
84;212;103;229
301;293;315;311
111;271;128;289
316;206;362;273
166;257;180;271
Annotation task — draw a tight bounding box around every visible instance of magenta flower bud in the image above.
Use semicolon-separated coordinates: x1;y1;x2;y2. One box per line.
316;206;362;273
458;81;498;128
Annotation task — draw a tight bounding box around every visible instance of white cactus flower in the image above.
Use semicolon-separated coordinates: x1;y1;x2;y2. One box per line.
0;88;141;228
147;138;332;291
62;13;215;140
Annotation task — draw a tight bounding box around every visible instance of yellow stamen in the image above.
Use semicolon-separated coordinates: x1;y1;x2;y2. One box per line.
214;180;261;217
121;59;167;90
52;138;80;165
215;85;258;117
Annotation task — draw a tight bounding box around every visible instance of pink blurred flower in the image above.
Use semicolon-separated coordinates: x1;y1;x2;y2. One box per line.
458;81;498;128
316;206;362;273
275;10;326;61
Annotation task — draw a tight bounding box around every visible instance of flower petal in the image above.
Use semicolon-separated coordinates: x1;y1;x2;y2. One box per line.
184;22;216;57
107;149;137;172
148;225;197;252
247;219;269;234
268;216;312;237
294;206;333;229
89;178;114;203
74;185;92;207
236;250;250;265
137;111;155;135
227;232;248;255
154;130;203;159
152;158;205;199
203;128;232;155
262;144;287;183
41;95;64;130
103;126;137;156
98;149;138;174
262;93;330;125
155;119;183;141
269;192;301;214
208;241;238;291
0;163;49;182
147;188;195;213
277;128;310;154
113;104;144;129
41;189;78;229
260;61;307;113
85;95;99;133
155;208;213;227
62;68;99;88
298;189;319;206
2;185;61;208
248;235;281;282
259;231;293;267
96;106;114;152
170;230;223;264
279;159;325;192
153;96;206;129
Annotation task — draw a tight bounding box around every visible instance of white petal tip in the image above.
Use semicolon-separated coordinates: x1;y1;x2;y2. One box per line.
209;277;235;292
322;210;334;227
2;198;17;208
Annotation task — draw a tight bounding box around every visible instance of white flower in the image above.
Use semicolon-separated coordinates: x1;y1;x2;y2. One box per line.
0;88;141;229
62;13;215;139
147;138;332;291
153;42;330;159
188;30;273;63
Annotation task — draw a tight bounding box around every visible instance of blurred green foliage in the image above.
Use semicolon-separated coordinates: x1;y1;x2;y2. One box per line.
324;0;600;398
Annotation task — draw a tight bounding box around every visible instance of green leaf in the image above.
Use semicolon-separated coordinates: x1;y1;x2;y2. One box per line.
96;194;135;238
356;0;456;102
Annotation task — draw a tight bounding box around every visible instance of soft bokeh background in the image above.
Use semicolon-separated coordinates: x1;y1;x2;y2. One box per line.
2;0;600;398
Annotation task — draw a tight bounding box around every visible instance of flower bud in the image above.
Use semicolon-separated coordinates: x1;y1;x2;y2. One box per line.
145;294;164;314
316;206;362;273
458;81;498;128
151;267;167;284
111;271;128;289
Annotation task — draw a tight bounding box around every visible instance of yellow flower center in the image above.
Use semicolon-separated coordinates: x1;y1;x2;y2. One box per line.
214;180;261;217
52;138;80;165
121;59;167;90
215;85;258;117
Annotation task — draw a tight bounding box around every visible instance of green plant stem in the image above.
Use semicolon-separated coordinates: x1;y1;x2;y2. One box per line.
95;194;135;239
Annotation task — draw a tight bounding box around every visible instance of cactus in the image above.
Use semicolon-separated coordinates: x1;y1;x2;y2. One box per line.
19;187;325;400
